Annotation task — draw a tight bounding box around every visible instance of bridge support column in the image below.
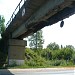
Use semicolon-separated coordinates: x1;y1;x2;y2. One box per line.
8;39;27;66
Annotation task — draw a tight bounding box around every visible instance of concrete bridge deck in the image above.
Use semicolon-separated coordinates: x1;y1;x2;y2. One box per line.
3;0;75;39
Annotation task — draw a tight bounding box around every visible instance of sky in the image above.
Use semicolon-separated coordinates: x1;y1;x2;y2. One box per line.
0;0;75;48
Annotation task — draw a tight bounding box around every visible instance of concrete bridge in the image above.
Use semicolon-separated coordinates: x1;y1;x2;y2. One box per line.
2;0;75;65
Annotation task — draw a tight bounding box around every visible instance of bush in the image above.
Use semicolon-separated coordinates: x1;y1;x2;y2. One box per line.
25;48;46;67
41;48;52;60
72;53;75;64
50;60;61;66
52;48;73;60
0;51;7;68
64;48;73;60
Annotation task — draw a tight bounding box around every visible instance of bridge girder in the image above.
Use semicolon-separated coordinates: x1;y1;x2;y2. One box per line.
3;0;75;39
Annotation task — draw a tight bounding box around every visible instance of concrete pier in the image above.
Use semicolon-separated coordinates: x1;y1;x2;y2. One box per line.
8;39;27;65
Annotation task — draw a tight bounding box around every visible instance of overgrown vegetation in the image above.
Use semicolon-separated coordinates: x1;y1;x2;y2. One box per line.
0;39;8;68
8;44;75;68
0;15;7;68
23;47;75;68
0;15;5;36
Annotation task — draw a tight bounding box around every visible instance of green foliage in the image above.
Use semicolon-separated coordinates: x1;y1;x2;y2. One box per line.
65;45;75;50
52;49;64;60
51;60;61;66
63;48;73;60
0;38;8;68
25;48;46;67
0;15;5;35
60;60;73;66
0;51;7;68
24;45;75;68
41;48;52;60
47;42;59;50
28;30;44;49
72;52;75;64
0;15;6;68
52;48;73;60
7;43;75;68
8;45;75;68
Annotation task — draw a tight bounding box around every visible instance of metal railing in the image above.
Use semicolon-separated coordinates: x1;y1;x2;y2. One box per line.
6;0;26;28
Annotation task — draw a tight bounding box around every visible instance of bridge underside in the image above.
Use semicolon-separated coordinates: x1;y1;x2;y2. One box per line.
3;0;75;39
17;4;75;39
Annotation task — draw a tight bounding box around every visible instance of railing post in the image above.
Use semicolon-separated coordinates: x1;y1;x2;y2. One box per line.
19;3;20;11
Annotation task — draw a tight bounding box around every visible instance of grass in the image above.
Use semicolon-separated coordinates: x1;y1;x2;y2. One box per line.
7;59;75;69
7;64;75;69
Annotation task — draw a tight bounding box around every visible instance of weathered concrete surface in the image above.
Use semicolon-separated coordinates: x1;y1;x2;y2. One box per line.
12;0;64;38
4;0;75;39
8;39;27;65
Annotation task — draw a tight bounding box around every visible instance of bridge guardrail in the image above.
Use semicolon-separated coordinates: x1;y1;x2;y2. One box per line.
6;0;26;28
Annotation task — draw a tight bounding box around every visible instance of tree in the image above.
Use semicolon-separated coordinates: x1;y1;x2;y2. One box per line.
64;47;73;60
65;45;75;50
41;48;52;60
0;15;5;37
0;15;6;67
28;30;44;49
72;52;75;64
47;42;59;50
